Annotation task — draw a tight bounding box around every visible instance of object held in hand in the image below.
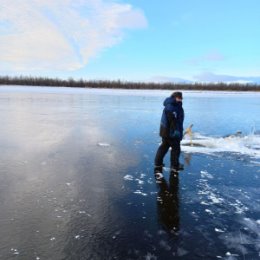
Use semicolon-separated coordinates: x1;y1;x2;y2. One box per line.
184;124;193;146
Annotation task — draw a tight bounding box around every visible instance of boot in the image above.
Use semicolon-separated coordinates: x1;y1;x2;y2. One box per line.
170;163;184;173
154;165;164;181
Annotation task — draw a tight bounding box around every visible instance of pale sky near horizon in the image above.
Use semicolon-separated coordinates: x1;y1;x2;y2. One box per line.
0;0;260;83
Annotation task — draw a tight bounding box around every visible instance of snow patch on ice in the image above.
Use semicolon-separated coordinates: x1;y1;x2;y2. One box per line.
177;247;188;256
208;194;224;204
112;230;121;239
134;190;147;196
205;209;214;215
215;228;225;233
97;142;110;147
140;173;146;179
182;133;260;159
226;252;239;256
158;230;166;235
242;218;260;234
219;229;254;257
148;179;153;184
250;160;260;165
201;170;214;179
144;252;157;260
201;201;210;205
198;181;224;205
135;179;144;185
78;211;86;214
124;175;134;181
229;200;249;214
159;240;171;251
11;248;19;255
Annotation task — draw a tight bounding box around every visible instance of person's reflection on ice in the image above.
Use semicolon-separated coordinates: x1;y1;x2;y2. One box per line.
156;172;180;233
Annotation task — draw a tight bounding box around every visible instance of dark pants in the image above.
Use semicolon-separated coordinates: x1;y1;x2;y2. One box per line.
155;138;181;169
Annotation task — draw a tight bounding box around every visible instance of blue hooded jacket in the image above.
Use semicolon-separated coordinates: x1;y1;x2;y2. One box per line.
159;96;184;139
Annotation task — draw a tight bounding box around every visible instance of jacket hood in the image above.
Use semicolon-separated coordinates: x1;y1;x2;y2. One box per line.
163;97;174;106
163;97;182;107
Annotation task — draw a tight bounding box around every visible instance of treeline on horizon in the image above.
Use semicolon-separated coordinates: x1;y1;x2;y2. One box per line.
0;75;260;91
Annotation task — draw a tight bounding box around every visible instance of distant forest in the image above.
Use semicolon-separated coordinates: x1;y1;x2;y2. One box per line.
0;75;260;91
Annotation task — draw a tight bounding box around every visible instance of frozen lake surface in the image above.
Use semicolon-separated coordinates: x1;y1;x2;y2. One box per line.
0;86;259;260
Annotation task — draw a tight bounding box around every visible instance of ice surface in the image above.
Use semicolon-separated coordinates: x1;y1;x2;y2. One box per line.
2;85;260;97
1;86;259;259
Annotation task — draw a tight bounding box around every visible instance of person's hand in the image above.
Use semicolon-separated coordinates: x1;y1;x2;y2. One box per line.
170;130;181;138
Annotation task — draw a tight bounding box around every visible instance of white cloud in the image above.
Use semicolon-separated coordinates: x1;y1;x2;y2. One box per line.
148;72;260;84
194;72;260;83
186;50;226;66
0;0;147;71
150;76;192;84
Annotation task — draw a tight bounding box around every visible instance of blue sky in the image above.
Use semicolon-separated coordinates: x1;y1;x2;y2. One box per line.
0;0;260;83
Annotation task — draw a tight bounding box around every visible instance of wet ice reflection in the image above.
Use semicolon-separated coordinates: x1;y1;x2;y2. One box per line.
0;86;259;259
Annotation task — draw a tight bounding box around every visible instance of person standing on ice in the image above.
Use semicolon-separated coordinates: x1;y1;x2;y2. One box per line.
154;92;184;178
